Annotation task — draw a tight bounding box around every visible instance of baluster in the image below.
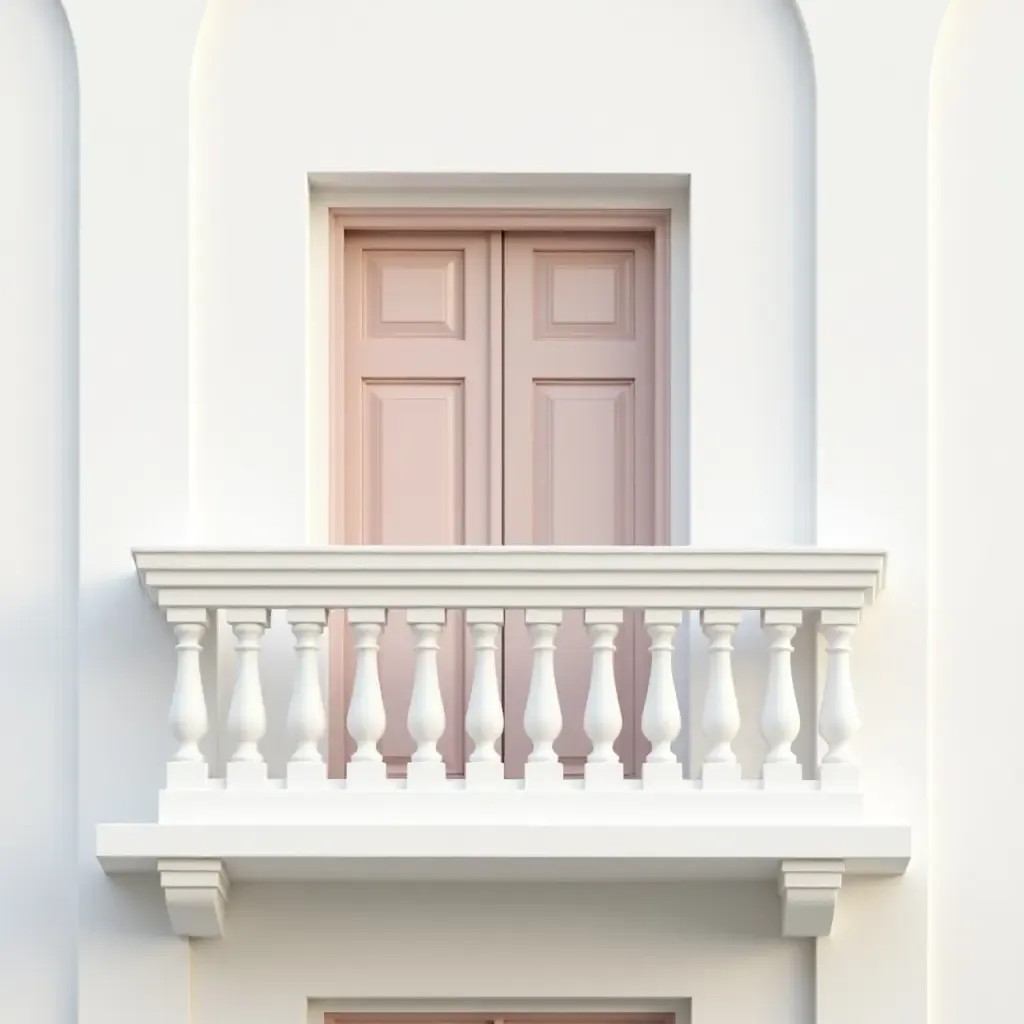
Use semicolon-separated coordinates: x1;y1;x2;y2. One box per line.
700;609;742;788
523;609;563;789
166;609;209;789
406;609;447;788
285;609;328;789
583;609;624;788
345;608;389;788
225;609;270;789
465;609;505;789
760;609;803;788
641;610;684;789
818;610;861;791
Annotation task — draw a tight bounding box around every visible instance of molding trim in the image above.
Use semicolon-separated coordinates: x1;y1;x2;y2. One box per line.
328;207;670;232
132;546;886;612
778;859;845;937
158;859;229;939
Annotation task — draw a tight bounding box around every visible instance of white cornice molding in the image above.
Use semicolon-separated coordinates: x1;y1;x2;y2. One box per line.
158;859;229;939
778;860;845;937
133;546;886;612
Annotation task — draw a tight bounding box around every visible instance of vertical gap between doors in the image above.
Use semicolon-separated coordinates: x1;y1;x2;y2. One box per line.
499;230;508;737
500;229;507;545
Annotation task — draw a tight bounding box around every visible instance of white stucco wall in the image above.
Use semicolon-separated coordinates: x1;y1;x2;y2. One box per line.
2;0;1023;1022
195;882;809;1024
930;1;1024;1019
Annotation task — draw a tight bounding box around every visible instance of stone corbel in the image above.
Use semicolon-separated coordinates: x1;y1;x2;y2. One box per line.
158;859;229;939
778;860;844;937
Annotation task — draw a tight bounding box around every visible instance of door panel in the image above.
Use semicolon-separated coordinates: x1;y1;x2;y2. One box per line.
502;233;656;777
333;232;498;775
531;381;636;545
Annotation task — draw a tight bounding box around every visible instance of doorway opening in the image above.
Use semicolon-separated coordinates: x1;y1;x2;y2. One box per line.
329;210;670;779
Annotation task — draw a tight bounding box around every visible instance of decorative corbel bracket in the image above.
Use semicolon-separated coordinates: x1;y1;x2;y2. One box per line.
778;860;845;937
158;859;229;939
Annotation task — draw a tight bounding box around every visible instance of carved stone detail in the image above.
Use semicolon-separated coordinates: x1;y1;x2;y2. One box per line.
778;859;844;937
159;859;229;939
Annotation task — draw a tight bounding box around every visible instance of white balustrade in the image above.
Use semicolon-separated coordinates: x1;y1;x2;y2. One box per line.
523;609;564;788
166;609;209;788
225;610;269;788
285;609;327;788
135;547;884;797
465;609;505;788
700;609;741;787
345;608;388;787
761;610;804;787
818;610;862;791
641;610;683;788
583;609;624;787
406;608;447;787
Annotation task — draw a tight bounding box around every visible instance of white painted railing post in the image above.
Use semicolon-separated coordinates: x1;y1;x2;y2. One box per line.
465;609;505;789
285;609;328;790
523;609;563;789
700;609;742;788
225;609;270;789
818;610;861;791
583;609;624;788
406;608;447;788
166;608;209;789
346;608;389;788
641;609;684;789
761;609;804;788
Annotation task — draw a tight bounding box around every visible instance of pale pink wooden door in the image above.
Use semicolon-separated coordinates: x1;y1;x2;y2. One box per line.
332;232;499;776
501;233;656;777
333;228;655;778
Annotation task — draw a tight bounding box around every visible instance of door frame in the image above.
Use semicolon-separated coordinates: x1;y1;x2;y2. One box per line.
329;207;672;542
326;208;672;776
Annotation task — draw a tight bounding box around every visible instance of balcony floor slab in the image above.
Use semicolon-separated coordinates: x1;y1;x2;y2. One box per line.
97;819;910;882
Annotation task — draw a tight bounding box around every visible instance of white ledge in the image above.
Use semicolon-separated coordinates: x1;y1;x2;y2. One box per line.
132;545;886;611
100;821;908;880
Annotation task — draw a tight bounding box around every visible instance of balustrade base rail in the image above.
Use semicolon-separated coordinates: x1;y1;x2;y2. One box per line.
156;783;867;827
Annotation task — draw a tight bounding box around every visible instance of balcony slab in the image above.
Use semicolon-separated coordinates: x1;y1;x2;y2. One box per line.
98;818;909;881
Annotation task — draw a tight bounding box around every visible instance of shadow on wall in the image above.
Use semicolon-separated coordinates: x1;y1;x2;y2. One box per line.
0;2;78;1024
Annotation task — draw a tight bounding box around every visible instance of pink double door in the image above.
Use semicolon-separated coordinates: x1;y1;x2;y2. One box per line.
334;229;657;778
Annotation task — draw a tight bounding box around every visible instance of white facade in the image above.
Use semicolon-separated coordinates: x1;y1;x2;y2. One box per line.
1;0;1021;1022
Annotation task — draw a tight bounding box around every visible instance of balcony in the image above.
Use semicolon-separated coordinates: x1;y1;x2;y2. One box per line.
96;546;909;940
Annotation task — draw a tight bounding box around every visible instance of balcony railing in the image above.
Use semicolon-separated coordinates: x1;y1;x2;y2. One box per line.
132;546;883;801
96;545;915;939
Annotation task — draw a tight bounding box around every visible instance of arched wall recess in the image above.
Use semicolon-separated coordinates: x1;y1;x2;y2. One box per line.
188;0;818;787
